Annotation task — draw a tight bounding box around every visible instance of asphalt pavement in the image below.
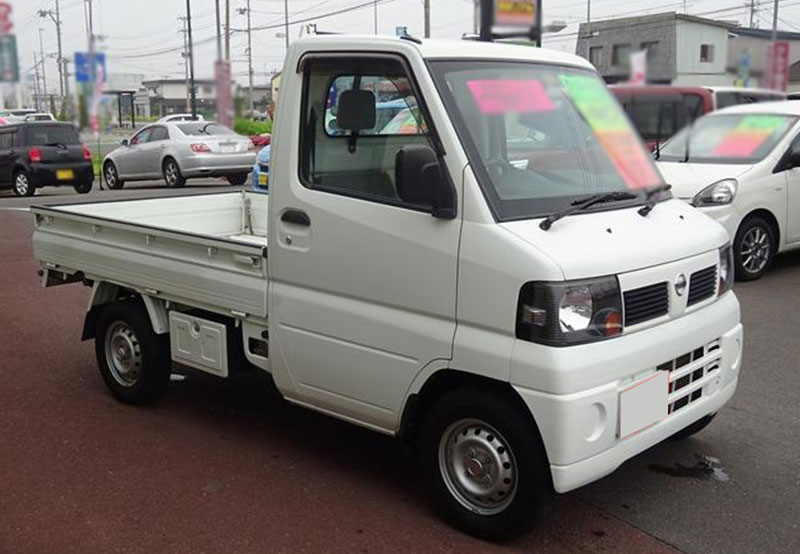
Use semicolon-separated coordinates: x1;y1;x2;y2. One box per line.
1;186;799;553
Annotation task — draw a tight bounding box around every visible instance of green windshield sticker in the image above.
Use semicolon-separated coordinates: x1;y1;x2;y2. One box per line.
560;73;660;189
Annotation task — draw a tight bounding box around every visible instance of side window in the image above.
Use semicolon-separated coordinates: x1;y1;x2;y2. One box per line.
300;57;432;204
149;126;169;141
131;128;153;145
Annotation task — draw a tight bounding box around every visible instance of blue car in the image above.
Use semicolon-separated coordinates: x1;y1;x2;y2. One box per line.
251;145;270;191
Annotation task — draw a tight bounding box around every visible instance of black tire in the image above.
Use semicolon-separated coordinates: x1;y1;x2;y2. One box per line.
94;302;171;405
418;388;552;541
163;157;186;187
74;181;93;194
103;161;125;190
226;173;249;186
733;215;775;281
671;414;716;440
12;170;35;197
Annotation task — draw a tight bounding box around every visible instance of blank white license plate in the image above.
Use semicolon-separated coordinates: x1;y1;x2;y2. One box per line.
220;145;235;153
618;371;669;439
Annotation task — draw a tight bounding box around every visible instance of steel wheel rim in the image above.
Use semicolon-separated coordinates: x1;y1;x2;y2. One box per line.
105;164;117;186
741;226;771;274
104;321;142;387
15;174;29;195
438;418;518;515
165;162;177;185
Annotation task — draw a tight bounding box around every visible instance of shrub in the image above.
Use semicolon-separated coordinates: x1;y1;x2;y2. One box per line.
233;117;272;136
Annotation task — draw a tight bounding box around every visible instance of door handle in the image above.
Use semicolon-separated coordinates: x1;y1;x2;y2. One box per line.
281;209;311;227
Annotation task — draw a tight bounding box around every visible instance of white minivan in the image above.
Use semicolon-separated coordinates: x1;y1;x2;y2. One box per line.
32;36;743;539
658;101;800;279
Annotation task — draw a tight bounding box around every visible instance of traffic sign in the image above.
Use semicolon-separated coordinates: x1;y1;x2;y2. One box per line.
0;2;12;34
0;33;18;82
74;52;106;83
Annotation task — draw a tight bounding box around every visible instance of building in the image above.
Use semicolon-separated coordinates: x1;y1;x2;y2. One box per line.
576;12;800;88
142;78;217;118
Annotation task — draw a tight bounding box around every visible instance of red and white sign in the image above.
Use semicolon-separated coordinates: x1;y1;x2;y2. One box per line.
764;42;789;92
0;2;13;34
629;50;647;85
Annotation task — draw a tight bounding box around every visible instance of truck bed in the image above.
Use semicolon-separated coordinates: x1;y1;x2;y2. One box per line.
32;191;269;319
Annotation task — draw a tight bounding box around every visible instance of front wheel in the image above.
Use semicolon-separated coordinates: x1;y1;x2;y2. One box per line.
74;181;93;194
13;170;35;197
226;173;249;186
94;302;171;405
418;389;552;541
163;158;186;187
734;216;775;281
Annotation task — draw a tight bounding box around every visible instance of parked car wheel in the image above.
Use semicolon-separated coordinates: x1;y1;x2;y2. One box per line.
94;301;171;405
74;181;93;194
163;158;186;187
418;388;552;541
671;414;716;440
734;215;775;281
226;173;249;186
103;161;125;190
12;170;35;197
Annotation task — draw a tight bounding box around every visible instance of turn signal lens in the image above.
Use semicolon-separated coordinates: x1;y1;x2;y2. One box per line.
28;147;42;162
190;143;210;152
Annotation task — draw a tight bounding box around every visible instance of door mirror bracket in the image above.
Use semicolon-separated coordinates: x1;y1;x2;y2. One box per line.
395;145;457;219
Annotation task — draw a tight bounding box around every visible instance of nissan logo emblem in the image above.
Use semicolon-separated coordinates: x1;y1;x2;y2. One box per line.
674;273;687;296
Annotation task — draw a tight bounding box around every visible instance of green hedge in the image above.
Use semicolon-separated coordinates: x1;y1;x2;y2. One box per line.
233;117;272;136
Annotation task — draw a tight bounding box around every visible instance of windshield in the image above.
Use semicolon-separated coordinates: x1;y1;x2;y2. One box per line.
25;124;80;145
659;113;797;164
429;61;663;221
177;122;235;136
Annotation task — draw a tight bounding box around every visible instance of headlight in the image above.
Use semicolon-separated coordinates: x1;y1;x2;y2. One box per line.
719;243;734;295
692;179;737;206
516;277;623;346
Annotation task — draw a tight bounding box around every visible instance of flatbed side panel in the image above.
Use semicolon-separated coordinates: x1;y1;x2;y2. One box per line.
33;212;268;319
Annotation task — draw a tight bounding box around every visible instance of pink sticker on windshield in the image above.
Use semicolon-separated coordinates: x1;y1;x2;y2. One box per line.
467;79;554;114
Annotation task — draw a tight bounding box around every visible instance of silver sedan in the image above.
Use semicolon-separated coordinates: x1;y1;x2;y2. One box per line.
102;122;257;189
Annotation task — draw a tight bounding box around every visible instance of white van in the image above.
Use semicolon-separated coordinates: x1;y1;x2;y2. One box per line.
32;35;743;540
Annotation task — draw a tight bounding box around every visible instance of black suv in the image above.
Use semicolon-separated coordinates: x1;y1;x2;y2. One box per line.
0;122;94;197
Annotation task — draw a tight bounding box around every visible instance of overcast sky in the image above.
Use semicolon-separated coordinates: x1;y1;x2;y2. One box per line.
12;0;800;91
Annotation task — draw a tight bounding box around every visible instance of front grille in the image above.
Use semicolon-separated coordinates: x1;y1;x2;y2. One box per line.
657;338;721;415
623;282;669;326
687;265;717;306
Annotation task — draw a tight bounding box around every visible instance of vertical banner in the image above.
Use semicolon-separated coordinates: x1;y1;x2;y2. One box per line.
764;42;789;92
215;59;232;127
89;59;105;137
629;50;647;85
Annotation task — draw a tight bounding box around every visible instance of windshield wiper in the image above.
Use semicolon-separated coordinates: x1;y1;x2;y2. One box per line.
637;184;673;217
539;191;638;231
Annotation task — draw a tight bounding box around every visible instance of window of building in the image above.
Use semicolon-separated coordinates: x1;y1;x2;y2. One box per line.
589;46;603;67
700;44;714;62
612;44;631;67
641;41;659;61
300;56;433;206
202;85;213;95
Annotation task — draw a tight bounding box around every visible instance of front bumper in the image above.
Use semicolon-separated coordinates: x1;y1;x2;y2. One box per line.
30;162;94;187
180;152;257;178
512;292;743;493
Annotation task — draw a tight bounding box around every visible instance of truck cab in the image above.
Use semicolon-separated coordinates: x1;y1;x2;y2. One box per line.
33;36;743;540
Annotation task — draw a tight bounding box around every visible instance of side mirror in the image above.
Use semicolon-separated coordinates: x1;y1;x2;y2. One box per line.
121;139;129;146
788;150;800;169
395;145;457;219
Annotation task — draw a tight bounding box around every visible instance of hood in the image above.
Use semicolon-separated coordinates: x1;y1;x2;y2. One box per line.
500;199;728;280
657;161;755;200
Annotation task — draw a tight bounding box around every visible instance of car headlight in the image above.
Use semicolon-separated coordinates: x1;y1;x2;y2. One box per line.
516;277;623;346
692;179;737;206
719;243;734;295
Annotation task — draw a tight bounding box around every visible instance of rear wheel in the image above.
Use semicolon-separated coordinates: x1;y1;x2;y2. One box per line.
163;158;185;187
226;173;248;186
13;170;35;197
94;302;171;405
734;215;775;281
74;181;93;194
418;388;552;541
103;161;124;190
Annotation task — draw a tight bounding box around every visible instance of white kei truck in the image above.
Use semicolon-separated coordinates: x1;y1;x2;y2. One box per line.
32;36;743;540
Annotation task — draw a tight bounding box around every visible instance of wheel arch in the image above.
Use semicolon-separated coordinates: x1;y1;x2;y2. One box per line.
741;208;781;249
82;282;169;341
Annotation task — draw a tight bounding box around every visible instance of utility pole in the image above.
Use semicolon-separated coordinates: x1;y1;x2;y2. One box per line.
247;0;254;114
424;0;430;38
225;0;231;60
749;0;756;28
215;0;222;59
37;0;65;98
587;0;591;26
179;17;190;112
38;28;48;99
771;0;778;43
186;0;198;118
373;0;378;34
283;0;289;51
33;54;42;112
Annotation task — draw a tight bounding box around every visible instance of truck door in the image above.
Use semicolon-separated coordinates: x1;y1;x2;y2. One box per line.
269;54;461;431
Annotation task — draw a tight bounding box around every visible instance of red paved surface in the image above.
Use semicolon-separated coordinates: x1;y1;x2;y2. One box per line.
0;212;679;554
